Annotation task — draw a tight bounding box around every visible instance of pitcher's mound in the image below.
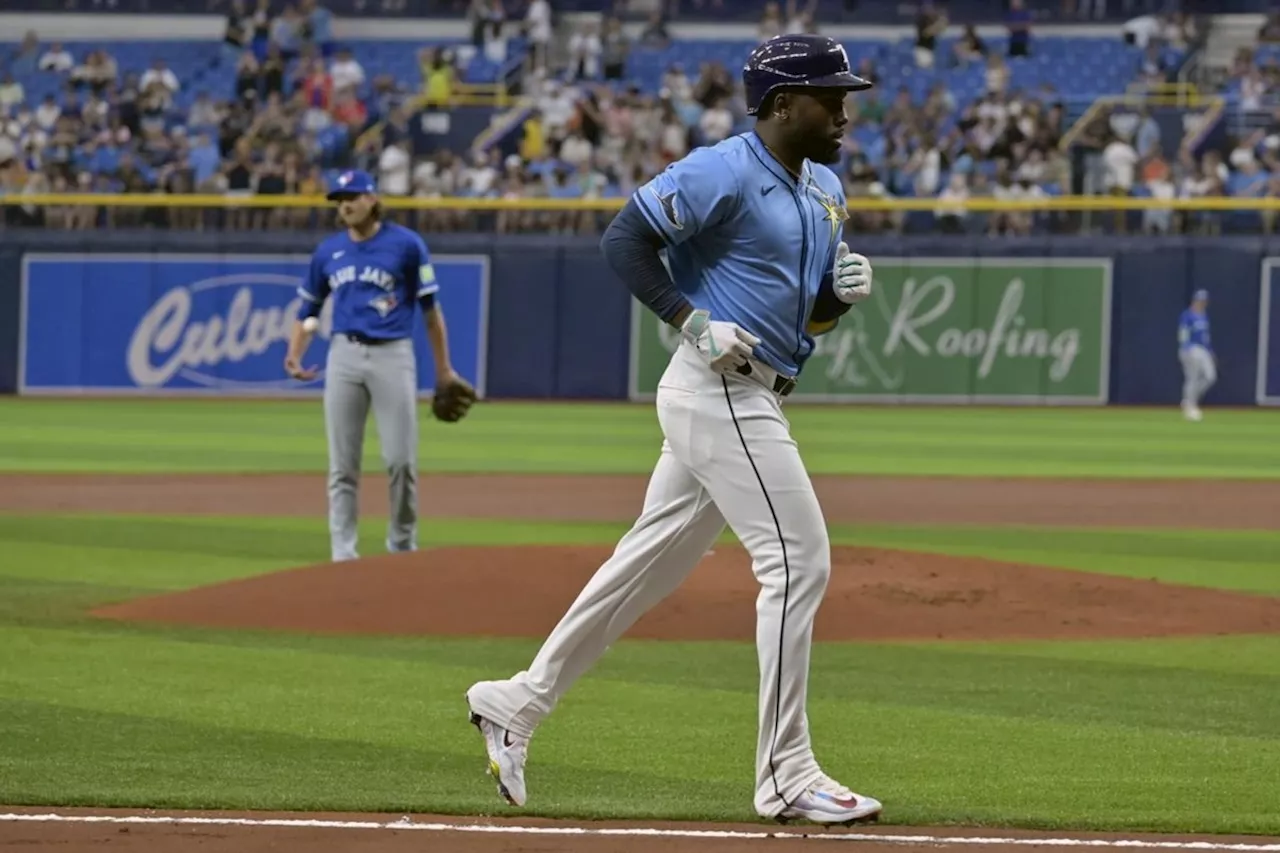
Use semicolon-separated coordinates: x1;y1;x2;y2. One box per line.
90;546;1280;642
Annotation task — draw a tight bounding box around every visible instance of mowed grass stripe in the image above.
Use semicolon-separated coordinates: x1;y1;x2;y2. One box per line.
2;400;1278;477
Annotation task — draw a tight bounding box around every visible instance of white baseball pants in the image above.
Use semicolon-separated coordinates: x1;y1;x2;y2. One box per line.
466;341;832;818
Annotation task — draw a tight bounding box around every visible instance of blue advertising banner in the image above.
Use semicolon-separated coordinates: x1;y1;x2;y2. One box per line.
1259;258;1280;406
19;253;488;396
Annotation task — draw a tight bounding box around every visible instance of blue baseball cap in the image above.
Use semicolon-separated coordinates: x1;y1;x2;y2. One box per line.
1193;288;1209;302
327;169;376;200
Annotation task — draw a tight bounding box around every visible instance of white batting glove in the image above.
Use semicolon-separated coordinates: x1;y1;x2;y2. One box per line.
680;309;761;374
833;242;873;304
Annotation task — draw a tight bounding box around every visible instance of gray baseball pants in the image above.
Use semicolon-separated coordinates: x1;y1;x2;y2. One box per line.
323;334;419;561
1180;345;1216;407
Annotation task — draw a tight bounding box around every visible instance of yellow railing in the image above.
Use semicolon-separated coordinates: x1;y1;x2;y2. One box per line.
5;193;1280;212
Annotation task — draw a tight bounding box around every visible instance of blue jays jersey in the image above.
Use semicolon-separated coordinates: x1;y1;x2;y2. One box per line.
298;222;438;339
1178;308;1211;352
633;131;848;377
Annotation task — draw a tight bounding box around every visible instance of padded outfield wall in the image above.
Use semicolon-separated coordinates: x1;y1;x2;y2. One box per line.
0;232;1276;406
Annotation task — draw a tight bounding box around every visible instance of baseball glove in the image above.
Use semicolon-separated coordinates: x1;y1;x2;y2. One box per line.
432;375;477;423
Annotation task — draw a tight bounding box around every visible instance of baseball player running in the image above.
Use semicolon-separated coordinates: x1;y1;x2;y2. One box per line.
465;35;882;826
1178;288;1215;422
285;169;476;562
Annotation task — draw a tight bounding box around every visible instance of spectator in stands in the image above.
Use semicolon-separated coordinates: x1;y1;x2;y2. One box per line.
1102;128;1137;233
758;2;783;42
7;32;41;77
1137;43;1168;87
300;57;333;111
1007;0;1032;58
934;172;969;233
1239;65;1267;112
38;43;74;74
236;52;262;105
638;11;670;48
1133;107;1160;159
985;54;1010;95
331;86;367;130
785;0;818;35
223;0;249;62
298;0;334;57
953;24;986;68
525;0;552;71
1075;0;1107;21
601;16;629;81
698;96;734;144
568;21;603;81
914;1;946;69
1261;12;1280;43
71;51;118;94
330;48;366;95
420;48;456;106
271;4;304;63
140;59;180;108
0;75;24;112
378;139;412;197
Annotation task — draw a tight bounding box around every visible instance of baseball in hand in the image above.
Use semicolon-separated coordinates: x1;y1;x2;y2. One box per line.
302;317;319;332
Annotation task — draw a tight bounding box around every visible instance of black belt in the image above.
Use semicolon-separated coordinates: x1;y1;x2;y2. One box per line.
342;332;397;346
735;362;797;397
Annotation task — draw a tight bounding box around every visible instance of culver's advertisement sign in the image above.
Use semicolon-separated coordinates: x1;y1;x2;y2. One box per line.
19;254;488;395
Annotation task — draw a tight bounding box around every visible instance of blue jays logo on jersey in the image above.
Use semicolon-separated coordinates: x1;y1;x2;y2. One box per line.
370;293;399;317
649;186;684;231
327;264;397;292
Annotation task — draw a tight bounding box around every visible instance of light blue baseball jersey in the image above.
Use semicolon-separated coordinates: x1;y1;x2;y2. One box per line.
633;131;848;377
298;222;438;340
1177;308;1211;352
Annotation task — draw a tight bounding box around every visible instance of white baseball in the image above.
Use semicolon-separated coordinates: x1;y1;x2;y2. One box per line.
302;316;319;332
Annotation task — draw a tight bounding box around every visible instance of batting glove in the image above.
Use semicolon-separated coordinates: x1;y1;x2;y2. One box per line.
833;242;873;304
680;309;761;374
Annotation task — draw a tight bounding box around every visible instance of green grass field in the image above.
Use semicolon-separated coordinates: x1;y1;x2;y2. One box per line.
1;399;1278;835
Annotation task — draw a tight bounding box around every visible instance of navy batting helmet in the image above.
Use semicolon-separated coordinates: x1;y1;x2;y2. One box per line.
742;34;873;116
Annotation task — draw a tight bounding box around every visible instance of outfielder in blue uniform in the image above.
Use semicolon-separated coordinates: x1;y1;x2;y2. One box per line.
285;169;475;562
1178;288;1215;422
465;35;882;826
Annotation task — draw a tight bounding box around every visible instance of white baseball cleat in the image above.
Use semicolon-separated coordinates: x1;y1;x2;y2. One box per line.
777;776;883;826
1183;403;1203;422
466;701;529;807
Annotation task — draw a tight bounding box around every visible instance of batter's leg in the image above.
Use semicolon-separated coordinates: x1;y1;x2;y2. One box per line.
324;336;372;561
466;439;727;737
658;345;835;819
366;339;419;553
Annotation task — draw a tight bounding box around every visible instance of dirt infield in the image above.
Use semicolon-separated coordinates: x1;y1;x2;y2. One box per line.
92;544;1280;642
3;809;1280;853
4;472;1280;529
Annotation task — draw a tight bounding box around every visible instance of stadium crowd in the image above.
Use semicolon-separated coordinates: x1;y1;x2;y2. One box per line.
0;0;1272;236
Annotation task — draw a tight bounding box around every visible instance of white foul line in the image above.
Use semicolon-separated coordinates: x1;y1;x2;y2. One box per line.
2;812;1279;850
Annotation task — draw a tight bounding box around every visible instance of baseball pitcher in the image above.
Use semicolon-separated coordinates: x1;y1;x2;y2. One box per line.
1178;288;1215;422
285;169;476;562
465;36;882;826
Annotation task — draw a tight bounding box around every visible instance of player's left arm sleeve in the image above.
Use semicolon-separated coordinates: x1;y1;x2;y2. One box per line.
631;146;741;247
412;235;440;312
296;250;330;320
808;270;854;331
